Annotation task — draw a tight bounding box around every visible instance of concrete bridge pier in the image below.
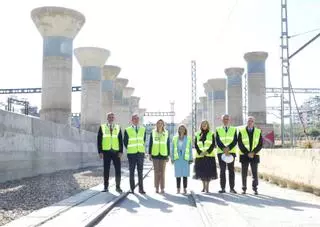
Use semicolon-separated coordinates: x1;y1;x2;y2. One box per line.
74;47;110;132
130;96;140;116
31;6;85;124
225;67;244;126
207;78;227;129
101;65;121;123
112;78;129;126
244;51;268;125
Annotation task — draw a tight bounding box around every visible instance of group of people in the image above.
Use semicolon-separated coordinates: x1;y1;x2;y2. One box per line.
97;112;263;196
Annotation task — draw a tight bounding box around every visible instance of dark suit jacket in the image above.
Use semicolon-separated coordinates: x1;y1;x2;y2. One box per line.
238;127;263;163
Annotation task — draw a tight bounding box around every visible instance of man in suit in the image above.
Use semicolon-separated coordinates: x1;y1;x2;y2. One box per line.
97;112;123;193
216;114;238;194
238;116;263;195
123;114;147;194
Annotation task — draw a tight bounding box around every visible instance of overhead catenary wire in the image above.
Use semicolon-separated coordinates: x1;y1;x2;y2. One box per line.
289;27;320;38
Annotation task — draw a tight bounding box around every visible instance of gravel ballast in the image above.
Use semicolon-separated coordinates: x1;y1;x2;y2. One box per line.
0;163;128;226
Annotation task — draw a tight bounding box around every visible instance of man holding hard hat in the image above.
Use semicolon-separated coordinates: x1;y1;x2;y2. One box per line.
238;116;263;195
216;114;238;194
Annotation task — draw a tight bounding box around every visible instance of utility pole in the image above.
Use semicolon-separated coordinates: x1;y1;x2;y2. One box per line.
191;60;197;141
280;0;293;147
243;73;248;125
280;0;320;147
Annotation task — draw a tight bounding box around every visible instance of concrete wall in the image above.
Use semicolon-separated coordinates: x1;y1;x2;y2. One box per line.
0;109;100;183
234;148;320;194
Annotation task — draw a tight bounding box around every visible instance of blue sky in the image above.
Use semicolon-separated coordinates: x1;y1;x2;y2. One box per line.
0;0;319;124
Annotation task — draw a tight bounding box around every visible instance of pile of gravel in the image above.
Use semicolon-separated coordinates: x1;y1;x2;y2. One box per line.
0;163;128;226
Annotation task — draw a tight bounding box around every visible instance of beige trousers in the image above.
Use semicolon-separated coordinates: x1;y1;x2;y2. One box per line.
153;159;167;190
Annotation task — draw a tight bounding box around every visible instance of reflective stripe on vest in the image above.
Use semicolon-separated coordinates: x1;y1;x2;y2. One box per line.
239;127;261;155
172;136;191;161
101;124;120;151
126;126;146;154
195;131;215;158
216;126;237;154
151;130;168;156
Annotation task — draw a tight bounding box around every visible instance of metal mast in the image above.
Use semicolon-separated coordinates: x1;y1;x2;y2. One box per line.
280;0;293;146
243;72;248;125
191;60;197;140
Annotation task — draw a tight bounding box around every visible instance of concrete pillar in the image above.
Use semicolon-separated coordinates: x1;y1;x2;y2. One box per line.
130;96;140;115
207;78;227;129
244;51;268;125
120;87;135;126
225;67;244;126
138;108;147;124
186;115;192;135
204;82;214;128
113;78;128;105
74;47;110;132
112;78;128;127
196;102;202;129
31;7;85;124
199;96;207;121
101;65;121;123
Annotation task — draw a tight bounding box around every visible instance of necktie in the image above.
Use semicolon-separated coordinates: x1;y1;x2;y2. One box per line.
225;127;228;133
135;126;138;133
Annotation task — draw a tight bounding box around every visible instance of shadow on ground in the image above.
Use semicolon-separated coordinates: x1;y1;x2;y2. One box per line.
205;192;320;211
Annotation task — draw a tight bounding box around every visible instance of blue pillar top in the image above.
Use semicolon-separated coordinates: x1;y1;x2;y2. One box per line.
101;80;114;92
244;51;268;74
208;91;226;101
82;66;101;81
213;91;225;100
227;75;242;86
247;60;266;74
43;36;73;58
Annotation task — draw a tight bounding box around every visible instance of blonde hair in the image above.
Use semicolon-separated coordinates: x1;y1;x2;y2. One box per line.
155;119;165;132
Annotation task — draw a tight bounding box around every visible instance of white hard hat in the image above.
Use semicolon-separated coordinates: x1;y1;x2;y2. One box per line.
221;153;234;164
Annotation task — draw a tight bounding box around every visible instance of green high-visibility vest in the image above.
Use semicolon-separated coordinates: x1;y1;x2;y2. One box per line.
239;127;261;155
195;131;215;158
216;126;237;154
101;124;120;151
126;126;146;154
172;136;191;161
151;130;168;156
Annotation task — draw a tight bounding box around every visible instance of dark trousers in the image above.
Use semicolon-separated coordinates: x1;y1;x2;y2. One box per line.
103;151;121;189
128;153;145;191
241;161;258;191
176;177;187;189
218;153;236;190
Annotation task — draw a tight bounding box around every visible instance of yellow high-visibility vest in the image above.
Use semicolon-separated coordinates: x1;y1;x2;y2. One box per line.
101;124;120;151
126;126;146;154
195;131;215;158
216;126;237;154
239;127;261;155
151;130;168;156
172;136;191;161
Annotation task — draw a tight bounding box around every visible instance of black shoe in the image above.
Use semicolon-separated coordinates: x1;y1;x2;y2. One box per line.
230;189;237;194
116;188;123;193
130;189;135;194
139;190;146;194
241;191;246;194
218;189;226;193
102;188;109;192
254;190;258;195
